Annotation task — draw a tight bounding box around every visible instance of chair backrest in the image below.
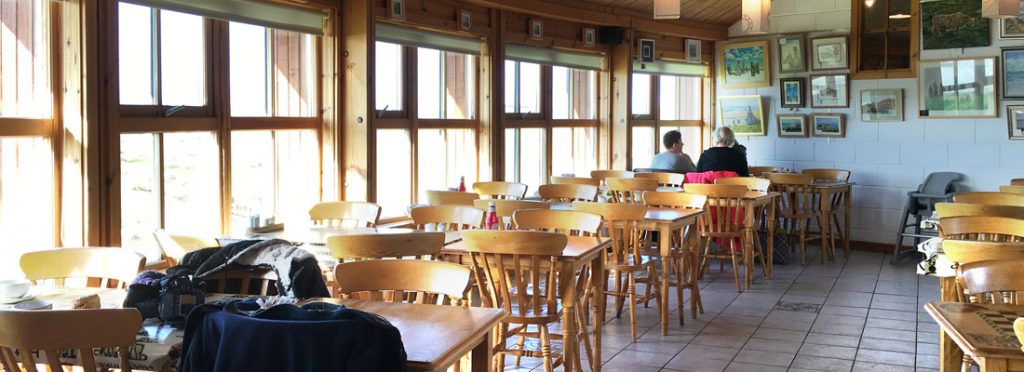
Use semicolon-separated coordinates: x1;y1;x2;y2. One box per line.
801;168;851;182
939;216;1024;242
921;172;963;196
309;201;382;228
642;191;707;210
473;199;550;229
942;240;1024;264
512;209;602;236
20;248;145;289
715;177;771;192
0;309;142;372
334;260;471;305
462;230;567;317
410;205;483;231
1001;185;1024;195
634;172;685;188
953;192;1024;206
747;166;780;176
768;173;818;218
1012;178;1024;186
154;230;219;263
590;170;634;184
549;176;601;187
207;268;279;296
327;232;445;261
425;190;479;206
936;203;1024;219
683;184;748;236
473;181;528;200
606;177;658;204
956;260;1024;304
537;183;598;202
571;201;647;266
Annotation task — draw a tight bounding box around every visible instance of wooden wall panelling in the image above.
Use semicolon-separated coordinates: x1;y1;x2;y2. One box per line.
321;9;341;200
98;0;119;246
57;0;82;247
610;28;631;171
478;8;502;181
374;0;493;37
342;0;374;202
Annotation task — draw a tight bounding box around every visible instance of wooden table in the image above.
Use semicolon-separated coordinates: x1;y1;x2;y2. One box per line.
444;235;612;372
926;301;1024;372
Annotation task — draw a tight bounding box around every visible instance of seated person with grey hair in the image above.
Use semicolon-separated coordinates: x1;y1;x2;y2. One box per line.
650;130;697;173
696;127;749;176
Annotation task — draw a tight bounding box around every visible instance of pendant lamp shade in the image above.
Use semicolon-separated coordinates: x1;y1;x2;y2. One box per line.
654;0;680;20
982;0;1021;19
742;0;771;34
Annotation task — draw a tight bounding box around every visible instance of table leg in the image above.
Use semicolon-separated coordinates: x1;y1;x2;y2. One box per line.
744;203;756;289
470;331;493;372
843;187;852;258
767;197;776;279
560;266;578;372
686;220;702;318
938;277;964;372
660;224;672;335
592;254;605;372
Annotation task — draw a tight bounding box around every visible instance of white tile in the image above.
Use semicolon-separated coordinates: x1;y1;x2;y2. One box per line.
875;165;924;188
775;140;815;161
815;141;856;162
855;143;900;165
879;122;924;143
924;120;976;143
899;143;946;166
948;143;1001;168
1001;145;1024;169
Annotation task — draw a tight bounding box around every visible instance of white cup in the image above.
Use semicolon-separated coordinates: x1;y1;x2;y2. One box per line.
0;279;30;299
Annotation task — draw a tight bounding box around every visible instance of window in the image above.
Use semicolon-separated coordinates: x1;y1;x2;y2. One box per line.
852;0;916;78
631;126;655;170
659;76;701;121
0;138;54;274
229;22;317;117
375;41;404;113
504;128;545;195
630;73;705;170
118;3;207;107
0;0;51;118
230;130;318;233
417;128;476;201
375;129;412;218
418;48;475;119
552;66;596;120
504;61;541;115
631;73;652;118
551;127;596;177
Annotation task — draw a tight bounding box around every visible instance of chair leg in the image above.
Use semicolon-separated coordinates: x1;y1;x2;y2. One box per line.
675;256;686;325
627;273;638;342
729;240;742;292
689;250;704;315
892;206;912;264
614;270;625;319
700;238;712;278
495;324;507;372
539;324;553;372
799;218;807;265
513;333;526;366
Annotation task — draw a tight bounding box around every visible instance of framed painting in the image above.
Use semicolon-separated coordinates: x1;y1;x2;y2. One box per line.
1001;15;1024;39
717;96;766;136
686;39;701;63
919;57;998;118
459;10;471;32
812;114;845;138
777;114;808;138
1002;47;1024;99
719;40;770;88
860;89;904;122
780;78;805;108
1009;105;1024;140
778;34;805;73
810;74;849;108
388;0;405;20
640;39;655;63
529;19;543;40
921;0;990;50
583;28;596;46
810;36;847;71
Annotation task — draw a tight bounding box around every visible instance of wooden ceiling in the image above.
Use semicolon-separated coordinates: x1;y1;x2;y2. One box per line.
567;0;742;27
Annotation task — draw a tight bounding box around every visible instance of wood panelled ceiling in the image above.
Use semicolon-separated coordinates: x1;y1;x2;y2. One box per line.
566;0;742;26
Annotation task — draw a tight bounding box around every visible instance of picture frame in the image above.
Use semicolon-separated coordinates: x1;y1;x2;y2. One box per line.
459;10;471;32
583;28;596;46
922;0;991;50
810;74;849;108
640;39;656;63
388;0;405;20
529;19;543;40
1009;105;1024;140
810;36;848;71
860;88;904;122
1002;47;1024;99
1001;16;1024;39
686;39;701;63
779;77;805;108
717;96;767;136
812;114;845;138
918;57;998;118
718;40;771;89
777;114;808;138
777;34;805;73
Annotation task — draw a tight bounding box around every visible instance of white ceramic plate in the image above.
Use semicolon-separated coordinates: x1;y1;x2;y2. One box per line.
0;289;38;304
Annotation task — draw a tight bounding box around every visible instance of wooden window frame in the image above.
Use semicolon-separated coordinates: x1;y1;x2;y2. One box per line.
627;73;706;170
849;0;919;80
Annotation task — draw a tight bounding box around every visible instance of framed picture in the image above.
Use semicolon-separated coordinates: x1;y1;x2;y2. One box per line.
812;114;845;138
717;96;766;136
640;39;655;63
1009;105;1024;140
529;19;543;40
777;34;805;73
810;74;849;108
1002;48;1024;99
583;28;596;46
922;0;990;50
810;36;848;71
686;39;701;63
779;78;805;108
1001;16;1024;39
719;40;770;89
388;0;404;20
919;57;998;118
777;114;808;138
861;89;904;122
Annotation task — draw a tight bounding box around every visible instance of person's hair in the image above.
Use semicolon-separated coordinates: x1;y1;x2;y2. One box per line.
713;127;736;147
662;130;682;149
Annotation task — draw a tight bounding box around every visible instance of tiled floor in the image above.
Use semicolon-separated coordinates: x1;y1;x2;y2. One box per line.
504;244;940;371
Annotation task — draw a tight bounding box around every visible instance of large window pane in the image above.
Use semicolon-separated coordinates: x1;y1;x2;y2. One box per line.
417;128;476;202
375;129;411;217
0;0;51;118
230;23;318;117
659;76;701;120
631;126;655;169
659;126;702;161
160;10;206;106
375;42;404;112
504;60;541;114
231;130;318;233
0;137;53;277
504;128;544;196
118;4;207;107
229;23;270;117
117;2;155;105
631;73;652;117
553;66;596;120
163;132;220;236
120;134;160;252
418;48;476;119
551;127;596;177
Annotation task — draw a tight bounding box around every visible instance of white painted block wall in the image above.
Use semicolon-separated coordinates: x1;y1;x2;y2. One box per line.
717;0;1024;245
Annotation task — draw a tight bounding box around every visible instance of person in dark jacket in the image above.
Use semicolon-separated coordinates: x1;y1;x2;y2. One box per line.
697;127;749;177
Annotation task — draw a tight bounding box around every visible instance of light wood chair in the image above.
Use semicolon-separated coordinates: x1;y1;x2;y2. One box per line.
1000;185;1024;194
205;268;279;296
957;260;1024;305
1012;178;1024;186
635;172;685;188
801;168;852;182
411;205;483;231
953;192;1024;207
606;177;658;204
936;203;1024;220
572;201;659;342
938;216;1024;242
714;177;771;192
768;173;825;264
334;260;471;306
942;240;1024;265
549;176;601;187
684;184;767;292
309;201;382;228
537;184;598;202
327;232;445;261
512;209;602;236
0;309;142;372
20;248;145;289
473;199;550;229
748;166;781;177
153;229;219;266
641;191;706;322
590;170;634;184
426;190;479;206
473;181;528;200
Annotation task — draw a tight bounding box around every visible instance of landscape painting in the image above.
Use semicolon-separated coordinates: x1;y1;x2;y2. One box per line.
918;57;998;118
777;114;808;138
1010;106;1024;140
810;74;849;108
921;0;990;50
1003;48;1024;99
717;96;766;136
861;89;904;122
719;40;770;88
1002;15;1024;38
812;114;845;138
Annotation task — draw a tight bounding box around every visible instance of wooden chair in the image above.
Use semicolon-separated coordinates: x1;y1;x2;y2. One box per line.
20;248;145;289
153;229;219;266
590;170;634;184
426;190;479;206
943;240;1024;264
334;260;471;306
512;209;602;236
0;309;142;372
641;191;706;322
953;192;1024;206
205;268;279;296
938;216;1024;242
537;184;598;202
1000;185;1024;194
327;232;445;261
549;176;600;187
410;205;483;231
936;203;1024;220
748;166;781;177
957;260;1024;305
473;199;550;229
635;172;685;188
768;173;825;264
1012;178;1024;186
684;184;767;292
309;201;382;228
801;168;852;182
473;181;528;200
714;176;771;192
572;201;659;342
606;177;658;204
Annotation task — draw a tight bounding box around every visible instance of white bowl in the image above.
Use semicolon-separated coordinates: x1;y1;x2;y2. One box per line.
0;279;30;299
